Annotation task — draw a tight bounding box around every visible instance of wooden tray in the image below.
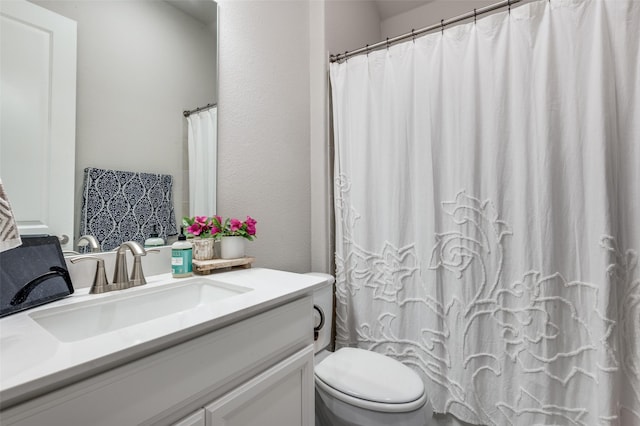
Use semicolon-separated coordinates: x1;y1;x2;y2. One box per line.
192;256;255;275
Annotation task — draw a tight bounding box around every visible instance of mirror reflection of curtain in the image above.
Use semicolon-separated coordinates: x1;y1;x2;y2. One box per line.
330;0;639;424
187;107;217;216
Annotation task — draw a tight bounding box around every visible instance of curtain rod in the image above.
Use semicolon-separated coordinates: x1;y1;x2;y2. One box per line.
329;0;522;63
183;102;217;117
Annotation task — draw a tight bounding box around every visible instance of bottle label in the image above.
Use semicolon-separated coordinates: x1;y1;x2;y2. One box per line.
172;248;192;275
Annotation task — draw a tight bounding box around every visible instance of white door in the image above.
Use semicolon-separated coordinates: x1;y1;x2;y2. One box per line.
205;345;315;426
0;0;76;249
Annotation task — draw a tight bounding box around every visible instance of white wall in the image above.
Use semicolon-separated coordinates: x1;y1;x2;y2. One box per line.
217;0;311;272
31;0;217;239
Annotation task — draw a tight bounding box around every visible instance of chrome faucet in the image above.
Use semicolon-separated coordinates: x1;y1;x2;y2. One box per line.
112;241;160;289
69;242;159;294
113;241;146;288
69;255;110;294
130;247;160;287
76;235;100;253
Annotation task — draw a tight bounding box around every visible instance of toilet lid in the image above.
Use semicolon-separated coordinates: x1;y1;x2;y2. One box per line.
314;348;424;404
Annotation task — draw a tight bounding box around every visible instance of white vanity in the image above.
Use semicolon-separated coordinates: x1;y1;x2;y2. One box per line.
0;268;327;425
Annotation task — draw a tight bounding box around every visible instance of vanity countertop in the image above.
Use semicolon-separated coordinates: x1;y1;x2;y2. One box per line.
0;268;328;409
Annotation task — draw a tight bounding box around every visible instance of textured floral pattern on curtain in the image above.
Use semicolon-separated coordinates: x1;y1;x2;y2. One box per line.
329;0;639;424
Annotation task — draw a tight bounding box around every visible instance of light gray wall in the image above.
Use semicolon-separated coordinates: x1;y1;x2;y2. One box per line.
217;0;311;272
325;0;381;55
310;0;332;274
31;0;217;239
381;0;505;37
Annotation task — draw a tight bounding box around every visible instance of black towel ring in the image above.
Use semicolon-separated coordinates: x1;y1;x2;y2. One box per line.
313;305;325;341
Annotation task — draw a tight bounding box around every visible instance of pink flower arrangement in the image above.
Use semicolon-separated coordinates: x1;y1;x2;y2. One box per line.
212;215;257;241
182;215;220;238
183;215;257;241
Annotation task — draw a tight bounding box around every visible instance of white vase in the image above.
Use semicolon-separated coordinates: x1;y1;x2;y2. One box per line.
220;236;245;259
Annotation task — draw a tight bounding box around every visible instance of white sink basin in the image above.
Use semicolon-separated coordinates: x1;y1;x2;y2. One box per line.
28;278;251;342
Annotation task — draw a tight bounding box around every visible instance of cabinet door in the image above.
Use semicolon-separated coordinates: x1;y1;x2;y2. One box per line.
205;345;314;426
172;410;205;426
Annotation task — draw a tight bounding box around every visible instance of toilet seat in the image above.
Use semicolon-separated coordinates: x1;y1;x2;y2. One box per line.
314;348;427;413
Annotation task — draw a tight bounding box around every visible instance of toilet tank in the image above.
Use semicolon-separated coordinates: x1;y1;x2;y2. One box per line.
305;273;334;353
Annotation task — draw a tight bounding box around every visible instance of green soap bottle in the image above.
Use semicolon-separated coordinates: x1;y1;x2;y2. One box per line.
171;227;192;278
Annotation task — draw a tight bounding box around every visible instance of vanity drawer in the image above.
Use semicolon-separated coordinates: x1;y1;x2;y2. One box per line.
1;296;313;426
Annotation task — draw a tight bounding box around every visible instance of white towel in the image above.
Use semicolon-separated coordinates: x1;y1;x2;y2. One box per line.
0;178;22;252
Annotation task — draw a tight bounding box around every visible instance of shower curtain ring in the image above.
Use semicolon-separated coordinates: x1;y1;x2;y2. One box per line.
474;9;477;24
386;37;390;50
441;19;445;34
412;29;416;43
366;44;370;56
508;0;511;14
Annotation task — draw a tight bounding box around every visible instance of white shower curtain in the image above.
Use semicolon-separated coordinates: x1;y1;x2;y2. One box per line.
330;0;639;424
187;107;217;215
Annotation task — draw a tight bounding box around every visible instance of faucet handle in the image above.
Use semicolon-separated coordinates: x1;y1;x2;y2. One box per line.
118;241;146;256
130;248;160;287
70;255;110;294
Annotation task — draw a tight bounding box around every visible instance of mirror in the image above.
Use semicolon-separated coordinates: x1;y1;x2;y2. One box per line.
1;0;217;253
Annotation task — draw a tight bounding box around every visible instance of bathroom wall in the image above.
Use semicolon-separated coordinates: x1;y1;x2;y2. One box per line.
30;0;217;235
325;0;381;54
310;0;332;273
381;0;520;36
217;0;312;272
216;0;383;274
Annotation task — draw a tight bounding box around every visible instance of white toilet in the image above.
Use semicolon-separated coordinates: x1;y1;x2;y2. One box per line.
307;273;433;426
